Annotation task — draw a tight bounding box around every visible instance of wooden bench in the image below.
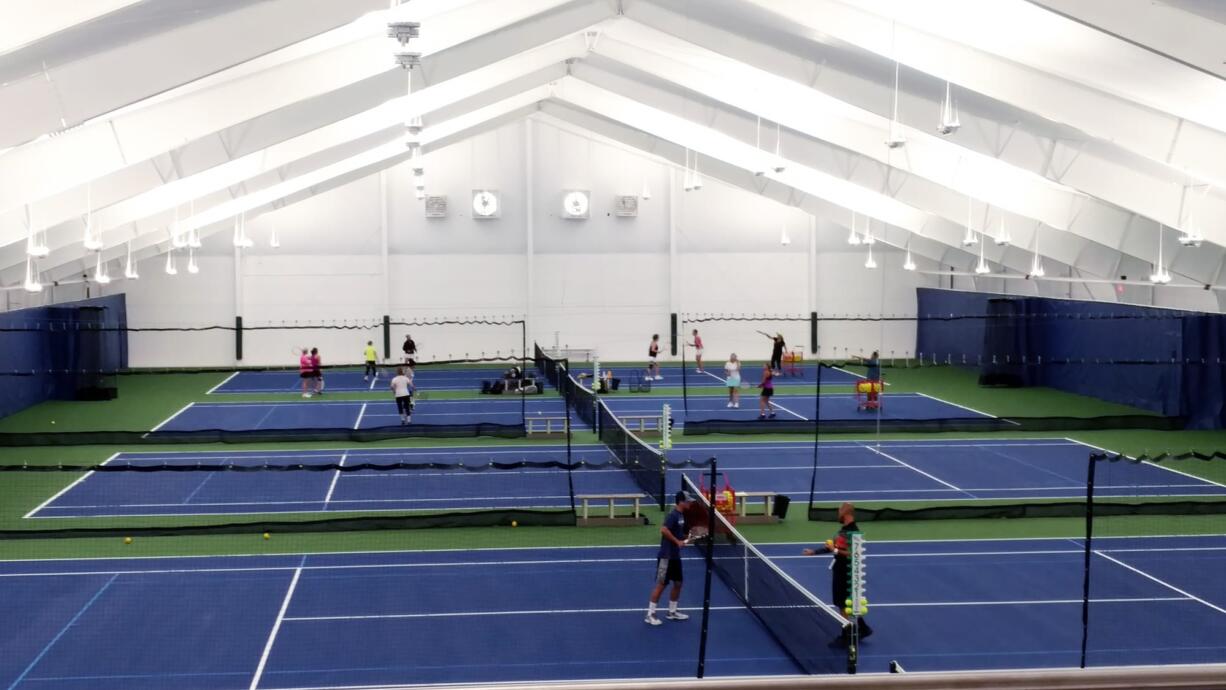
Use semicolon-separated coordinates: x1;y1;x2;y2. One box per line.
576;493;646;526
734;491;780;524
526;415;569;435
616;414;662;434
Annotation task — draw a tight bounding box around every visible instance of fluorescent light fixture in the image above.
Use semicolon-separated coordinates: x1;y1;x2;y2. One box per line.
772;121;785;173
995;215;1011;245
885;61;906;149
22;257;42;293
386;21;420;45
187;247;199;274
692;155;703;190
903;248;916;271
938;81;961;135
974;258;991;274
864;245;877;269
124;242;139;279
232;215;254;248
1150;222;1170;284
962;196;977;246
1030;253;1045;278
93;253;110;284
165;250;178;275
269;226;280;249
780;223;791;246
640;180;651;201
26;234;49;258
188;227;202;249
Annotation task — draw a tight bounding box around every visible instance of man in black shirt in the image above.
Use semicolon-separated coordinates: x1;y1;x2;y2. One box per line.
803;502;873;640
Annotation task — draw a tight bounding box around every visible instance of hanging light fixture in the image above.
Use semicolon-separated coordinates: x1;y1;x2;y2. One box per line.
171;204;187;249
1150;223;1172;284
773;121;786;173
974;234;991;274
165;248;178;275
93;253;111;285
188;227;202;249
269;223;281;249
753;117;767;176
683;149;694;192
995;212;1011;245
903;244;917;271
232;213;253;248
863;218;876;246
886;60;906;149
1179;185;1207;247
23;256;42;293
124;241;139;279
864;244;878;269
847;210;862;246
962;196;977;246
937;81;961;135
26;207;49;258
640;179;651;201
187;246;200;274
779;222;791;246
83;183;103;251
692;153;703;190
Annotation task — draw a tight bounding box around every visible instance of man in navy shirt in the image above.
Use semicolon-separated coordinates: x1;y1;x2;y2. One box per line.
646;490;693;626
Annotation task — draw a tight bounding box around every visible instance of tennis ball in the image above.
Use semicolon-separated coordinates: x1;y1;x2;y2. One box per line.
50;420;56;425
860;598;868;606
825;539;834;549
511;520;518;528
263;532;270;540
845;598;852;607
844;607;852;616
123;537;132;545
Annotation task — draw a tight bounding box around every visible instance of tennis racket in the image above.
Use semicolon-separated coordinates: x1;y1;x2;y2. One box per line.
683;526;709;545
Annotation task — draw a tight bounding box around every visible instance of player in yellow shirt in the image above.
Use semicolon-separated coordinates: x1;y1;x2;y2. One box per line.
363;341;379;382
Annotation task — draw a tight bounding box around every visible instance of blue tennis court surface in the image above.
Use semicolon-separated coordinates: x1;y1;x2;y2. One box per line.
29;445;635;518
604;392;989;425
153;398;573;432
208;366;540;394
159;392;983;433
30;440;1226;520
2;537;1223;688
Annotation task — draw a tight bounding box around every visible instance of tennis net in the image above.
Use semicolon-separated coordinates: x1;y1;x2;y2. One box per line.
598;400;666;509
683;473;852;674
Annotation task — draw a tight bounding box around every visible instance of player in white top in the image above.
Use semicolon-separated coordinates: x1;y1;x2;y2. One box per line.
390;366;415;424
724;353;741;408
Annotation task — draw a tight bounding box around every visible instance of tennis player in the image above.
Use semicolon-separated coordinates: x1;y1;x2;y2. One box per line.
756;331;787;375
757;363;776;419
724;353;741;408
687;329;705;373
402;334;417;365
854;351;882;405
298;347;314;398
646;490;692;626
390;366;415;424
802;502;874;641
363;340;379;381
647;334;662;381
310;347;324;395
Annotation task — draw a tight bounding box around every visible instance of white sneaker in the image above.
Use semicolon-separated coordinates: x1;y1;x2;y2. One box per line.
645;615;662;626
655;376;664;381
666;610;690;621
303;393;312;398
726;402;733;408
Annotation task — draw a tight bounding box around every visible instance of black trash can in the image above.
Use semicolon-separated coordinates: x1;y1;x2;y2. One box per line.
772;494;791;519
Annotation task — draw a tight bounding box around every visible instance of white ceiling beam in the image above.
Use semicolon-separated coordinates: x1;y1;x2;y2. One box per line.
0;0;144;55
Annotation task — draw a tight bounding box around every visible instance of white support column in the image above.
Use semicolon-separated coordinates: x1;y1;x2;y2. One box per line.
379;170;390;323
668;166;679;345
525;118;535;351
233;244;243;365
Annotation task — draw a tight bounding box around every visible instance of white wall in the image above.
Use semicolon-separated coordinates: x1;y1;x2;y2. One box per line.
107;117;942;367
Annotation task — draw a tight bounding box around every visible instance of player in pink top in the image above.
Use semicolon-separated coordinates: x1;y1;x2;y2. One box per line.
310;347;323;395
298;348;313;398
687;329;705;373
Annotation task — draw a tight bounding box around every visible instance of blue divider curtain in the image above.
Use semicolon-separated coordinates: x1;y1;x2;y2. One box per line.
1180;315;1226;429
0;294;127;418
916;288;1194;420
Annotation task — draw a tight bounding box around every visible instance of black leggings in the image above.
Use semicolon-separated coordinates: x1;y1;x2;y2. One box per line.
770;353;783;370
395;395;413;416
365;362;377;377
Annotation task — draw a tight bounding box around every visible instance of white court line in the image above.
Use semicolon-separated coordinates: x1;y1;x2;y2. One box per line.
323;452;347;507
249;564;303;690
148;402;195;433
353;403;367;430
1069;437;1226;491
914;391;1014;423
205;371;240;395
701;370;727;385
1094;550;1226;616
767;400;808;420
368;374;377;391
23;452;121;519
860;442;964;492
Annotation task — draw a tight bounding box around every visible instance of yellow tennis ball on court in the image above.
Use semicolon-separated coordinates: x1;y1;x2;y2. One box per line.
860;598;868;606
825;539;834;549
845;598;852;607
861;606;869;614
263;532;270;540
50;420;56;425
844;607;852;616
511;520;518;528
123;537;132;545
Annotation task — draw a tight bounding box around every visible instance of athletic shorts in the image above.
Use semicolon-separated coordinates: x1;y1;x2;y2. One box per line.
395;395;413;415
726;374;741;387
694;348;704;357
832;563;850;608
312;370;322;379
299;372;313;379
655;557;683;585
648;355;658;363
761;387;774;398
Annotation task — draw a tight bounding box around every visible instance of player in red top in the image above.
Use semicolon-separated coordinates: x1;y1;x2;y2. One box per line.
687;329;705;373
298;348;313;398
310;347;323;396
